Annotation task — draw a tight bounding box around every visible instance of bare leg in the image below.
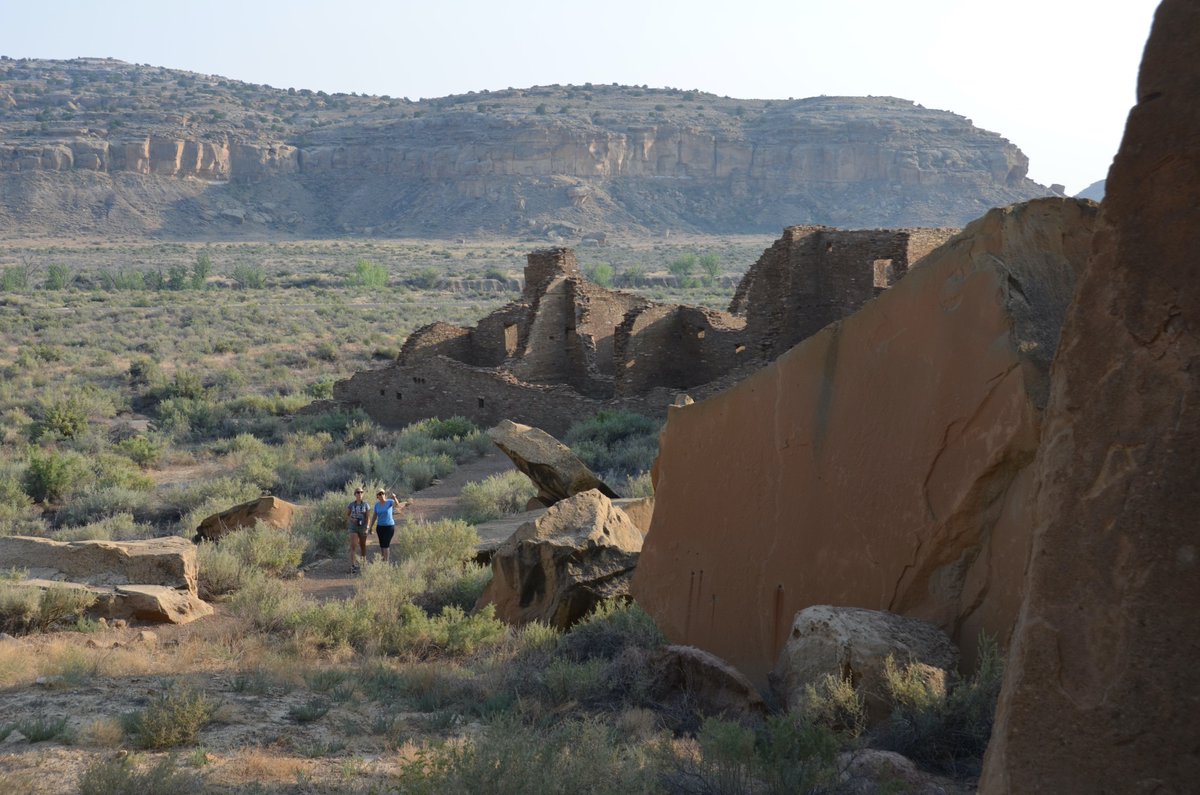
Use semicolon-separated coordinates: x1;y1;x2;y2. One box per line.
380;547;389;563
348;533;358;570
359;534;368;564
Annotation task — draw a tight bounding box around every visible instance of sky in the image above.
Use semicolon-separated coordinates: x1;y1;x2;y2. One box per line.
0;0;1161;193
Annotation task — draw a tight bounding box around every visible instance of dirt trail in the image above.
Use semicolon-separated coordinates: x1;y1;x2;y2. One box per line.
297;452;516;602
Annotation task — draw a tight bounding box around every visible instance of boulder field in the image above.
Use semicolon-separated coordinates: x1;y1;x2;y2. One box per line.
631;196;1097;685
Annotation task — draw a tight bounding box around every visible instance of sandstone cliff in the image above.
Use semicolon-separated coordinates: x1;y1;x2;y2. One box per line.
630;197;1097;686
0;59;1052;238
981;1;1200;790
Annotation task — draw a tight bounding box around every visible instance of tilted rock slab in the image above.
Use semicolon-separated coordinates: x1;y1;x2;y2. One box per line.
476;489;642;630
487;420;619;506
631;196;1096;685
194;495;297;542
771;606;958;725
981;1;1200;790
0;535;199;593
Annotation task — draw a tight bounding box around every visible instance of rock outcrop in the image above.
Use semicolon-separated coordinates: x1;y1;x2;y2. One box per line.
0;536;212;625
476;489;643;629
0;60;1052;239
487;420;618;506
980;1;1200;790
771;606;959;724
194;495;297;543
631;197;1097;685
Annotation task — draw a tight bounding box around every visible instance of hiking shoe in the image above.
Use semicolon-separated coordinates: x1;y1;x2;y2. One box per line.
350;564;359;575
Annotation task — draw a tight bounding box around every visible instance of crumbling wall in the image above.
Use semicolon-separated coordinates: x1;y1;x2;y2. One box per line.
731;225;957;359
398;321;474;364
472;303;529;367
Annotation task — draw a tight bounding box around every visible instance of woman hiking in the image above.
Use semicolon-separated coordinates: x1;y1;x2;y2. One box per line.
370;489;411;563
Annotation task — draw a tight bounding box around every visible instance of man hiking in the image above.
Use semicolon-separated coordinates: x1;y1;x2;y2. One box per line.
346;487;371;573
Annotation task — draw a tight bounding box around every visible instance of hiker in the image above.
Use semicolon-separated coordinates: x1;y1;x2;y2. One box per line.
346;487;371;573
370;489;411;563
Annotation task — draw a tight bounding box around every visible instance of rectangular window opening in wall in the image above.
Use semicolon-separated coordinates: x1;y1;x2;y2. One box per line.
873;259;894;289
396;392;402;400
379;389;385;397
477;397;485;409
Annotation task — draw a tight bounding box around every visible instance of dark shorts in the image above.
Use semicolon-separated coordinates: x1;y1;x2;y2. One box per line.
376;524;396;549
347;522;367;538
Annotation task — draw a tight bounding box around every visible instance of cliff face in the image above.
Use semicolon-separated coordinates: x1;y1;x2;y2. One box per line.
0;59;1051;238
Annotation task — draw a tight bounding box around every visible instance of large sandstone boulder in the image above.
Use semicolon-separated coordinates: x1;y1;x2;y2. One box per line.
631;197;1096;685
476;489;642;629
771;606;958;725
194;495;297;542
981;2;1200;790
487;420;619;506
0;536;199;592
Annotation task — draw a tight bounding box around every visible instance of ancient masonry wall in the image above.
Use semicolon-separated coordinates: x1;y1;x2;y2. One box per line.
333;227;957;432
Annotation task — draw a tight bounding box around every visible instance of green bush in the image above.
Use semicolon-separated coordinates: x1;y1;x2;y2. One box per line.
389;519;480;566
458;471;537;524
584;263;614;288
121;685;218;749
874;634;1004;776
24;448;88;503
564;410;660;479
802;672;866;738
196;544;246;598
36;397;90;439
231;263;266;289
417;416;479;440
558;600;665;662
215;521;308;579
347;258;389;289
677;715;840;795
78;755;205;795
115;435;164;468
16;715;70;743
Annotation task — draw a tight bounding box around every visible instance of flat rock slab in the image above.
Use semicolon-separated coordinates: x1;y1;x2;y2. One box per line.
22;578;213;625
0;535;198;592
195;495;297;542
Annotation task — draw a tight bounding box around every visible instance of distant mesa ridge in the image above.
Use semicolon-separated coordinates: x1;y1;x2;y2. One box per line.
0;57;1053;238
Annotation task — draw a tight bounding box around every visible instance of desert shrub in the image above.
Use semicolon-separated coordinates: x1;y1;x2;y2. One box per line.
558;600;665;662
543;658;609;705
23;447;88;503
121;685;218;749
584;263;615;288
389;519;479;566
874;634;1004;776
620;471;654;498
55;513;154;542
0;583;97;634
231;263;266;289
228;572;308;632
347;258;388;288
672;715;840;795
564;410;660;479
458;470;537;524
395;715;658;795
90;453;155;491
417;562;492;615
216;521;308;578
114;435;164;468
292;489;355;559
78;755;206;795
802;672;867;738
288;698;330;723
35;396;90;439
400;454;450;491
15;715;71;743
196;544;246;598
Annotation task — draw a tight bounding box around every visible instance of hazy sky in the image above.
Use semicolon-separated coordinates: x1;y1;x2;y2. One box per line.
0;0;1161;193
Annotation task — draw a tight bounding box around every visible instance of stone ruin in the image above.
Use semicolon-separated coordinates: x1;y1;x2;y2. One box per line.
332;225;956;435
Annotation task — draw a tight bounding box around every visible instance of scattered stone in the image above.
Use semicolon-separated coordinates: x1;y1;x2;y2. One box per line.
3;730;27;745
112;619;127;629
477;489;642;629
0;536;200;591
839;749;968;794
771;606;959;725
193;495;297;543
487;420;619;506
135;630;158;645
